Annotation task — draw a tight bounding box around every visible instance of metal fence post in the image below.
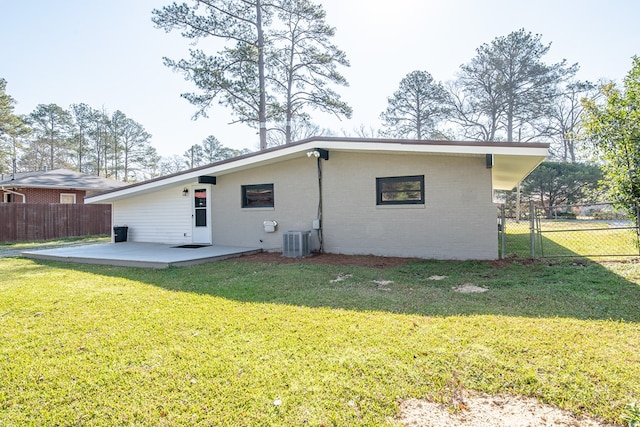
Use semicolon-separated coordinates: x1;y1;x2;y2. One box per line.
500;204;506;259
637;202;640;256
529;200;536;259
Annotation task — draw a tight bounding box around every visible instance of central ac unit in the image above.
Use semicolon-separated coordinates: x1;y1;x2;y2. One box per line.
283;230;311;257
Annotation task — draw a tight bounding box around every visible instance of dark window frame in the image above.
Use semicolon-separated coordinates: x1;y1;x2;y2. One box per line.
242;183;274;208
376;175;425;205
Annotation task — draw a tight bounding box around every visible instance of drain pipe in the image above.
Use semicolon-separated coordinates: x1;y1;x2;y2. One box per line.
307;148;329;253
1;186;26;203
316;155;324;253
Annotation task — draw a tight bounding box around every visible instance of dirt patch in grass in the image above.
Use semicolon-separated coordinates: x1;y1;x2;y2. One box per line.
329;273;353;283
236;251;544;269
452;284;489;293
398;392;617;427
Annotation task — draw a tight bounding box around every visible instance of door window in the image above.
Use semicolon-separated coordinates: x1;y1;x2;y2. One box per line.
194;188;207;227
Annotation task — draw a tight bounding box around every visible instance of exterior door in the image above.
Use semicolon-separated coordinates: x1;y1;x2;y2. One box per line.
192;185;212;244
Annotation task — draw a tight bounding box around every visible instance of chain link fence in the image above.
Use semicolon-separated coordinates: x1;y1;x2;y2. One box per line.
498;202;640;259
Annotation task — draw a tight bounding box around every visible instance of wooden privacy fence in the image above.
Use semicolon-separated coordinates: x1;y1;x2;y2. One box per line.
0;203;111;242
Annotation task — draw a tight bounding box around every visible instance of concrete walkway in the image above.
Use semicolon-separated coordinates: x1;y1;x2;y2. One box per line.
21;242;262;268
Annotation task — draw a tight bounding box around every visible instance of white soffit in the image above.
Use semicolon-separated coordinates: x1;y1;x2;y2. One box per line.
492;154;546;190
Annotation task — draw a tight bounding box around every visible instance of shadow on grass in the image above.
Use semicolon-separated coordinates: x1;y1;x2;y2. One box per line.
31;253;640;322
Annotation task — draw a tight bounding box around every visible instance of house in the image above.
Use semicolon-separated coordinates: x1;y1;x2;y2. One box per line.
0;169;126;204
85;137;549;260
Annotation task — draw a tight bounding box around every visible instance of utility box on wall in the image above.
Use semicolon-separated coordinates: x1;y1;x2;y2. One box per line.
283;230;311;257
263;220;278;233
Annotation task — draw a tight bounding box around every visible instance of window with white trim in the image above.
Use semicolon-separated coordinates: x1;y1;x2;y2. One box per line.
60;193;77;204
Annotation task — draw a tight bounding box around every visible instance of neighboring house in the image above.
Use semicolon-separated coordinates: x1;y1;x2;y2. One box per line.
0;169;126;204
86;137;549;260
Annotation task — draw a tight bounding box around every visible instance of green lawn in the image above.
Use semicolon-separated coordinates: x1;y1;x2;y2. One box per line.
503;219;639;258
1;256;639;426
0;235;110;251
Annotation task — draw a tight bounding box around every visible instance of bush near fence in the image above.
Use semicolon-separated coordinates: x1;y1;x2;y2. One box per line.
0;203;111;242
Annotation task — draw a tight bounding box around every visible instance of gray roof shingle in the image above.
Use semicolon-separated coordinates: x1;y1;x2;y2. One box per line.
0;169;126;191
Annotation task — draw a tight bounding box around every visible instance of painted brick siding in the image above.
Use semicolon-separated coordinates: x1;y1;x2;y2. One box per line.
2;188;86;204
320;151;497;260
210;157;319;251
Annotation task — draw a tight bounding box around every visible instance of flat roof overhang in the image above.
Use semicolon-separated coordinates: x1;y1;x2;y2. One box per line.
86;138;549;203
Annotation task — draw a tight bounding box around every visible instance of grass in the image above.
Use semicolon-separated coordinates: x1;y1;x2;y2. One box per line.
1;256;639;426
0;235;110;251
503;219;639;258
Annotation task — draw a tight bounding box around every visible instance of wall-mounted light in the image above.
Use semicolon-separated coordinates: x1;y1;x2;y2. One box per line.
306;148;329;160
486;154;494;169
182;187;189;197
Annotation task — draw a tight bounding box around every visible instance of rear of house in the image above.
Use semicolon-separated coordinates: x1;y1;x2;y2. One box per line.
87;138;548;260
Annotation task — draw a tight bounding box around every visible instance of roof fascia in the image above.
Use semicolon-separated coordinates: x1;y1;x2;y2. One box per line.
86;141;316;203
86;138;549;203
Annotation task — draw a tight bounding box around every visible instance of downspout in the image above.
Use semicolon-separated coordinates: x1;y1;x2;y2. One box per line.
1;186;26;203
307;148;329;253
316;156;324;253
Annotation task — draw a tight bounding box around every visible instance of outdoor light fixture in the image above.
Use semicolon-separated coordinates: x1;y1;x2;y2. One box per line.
182;187;189;196
486;154;494;169
306;148;329;160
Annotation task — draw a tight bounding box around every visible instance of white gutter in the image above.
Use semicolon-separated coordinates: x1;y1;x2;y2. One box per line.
1;186;26;203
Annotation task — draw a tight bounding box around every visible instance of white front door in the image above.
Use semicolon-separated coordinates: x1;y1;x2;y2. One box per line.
192;185;212;244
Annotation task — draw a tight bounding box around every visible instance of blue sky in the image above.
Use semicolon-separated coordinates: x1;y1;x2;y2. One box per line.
1;0;639;157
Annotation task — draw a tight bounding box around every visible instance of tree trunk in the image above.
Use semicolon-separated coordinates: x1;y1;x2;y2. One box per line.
256;0;267;150
78;132;83;173
49;116;55;170
285;31;294;145
568;138;576;163
507;104;514;142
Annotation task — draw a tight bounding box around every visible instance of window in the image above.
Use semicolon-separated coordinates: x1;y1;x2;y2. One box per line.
60;193;77;204
242;184;274;208
194;188;207;227
376;175;424;205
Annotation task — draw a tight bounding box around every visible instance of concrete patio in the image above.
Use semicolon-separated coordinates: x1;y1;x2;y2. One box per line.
21;242;262;268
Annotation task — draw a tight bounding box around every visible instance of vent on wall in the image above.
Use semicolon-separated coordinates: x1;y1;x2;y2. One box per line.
283;230;311;257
